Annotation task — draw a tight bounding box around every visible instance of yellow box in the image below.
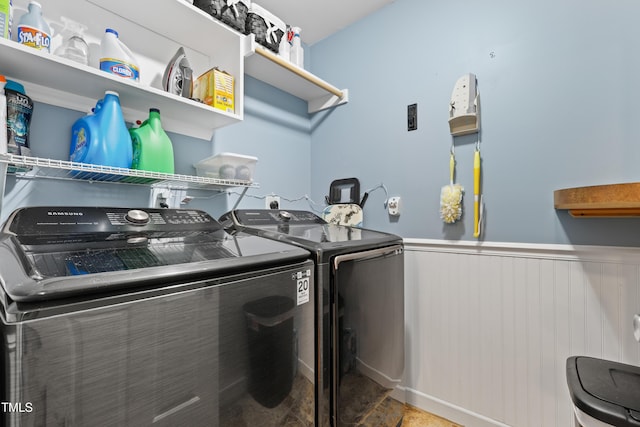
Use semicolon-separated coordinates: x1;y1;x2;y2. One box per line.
194;68;234;113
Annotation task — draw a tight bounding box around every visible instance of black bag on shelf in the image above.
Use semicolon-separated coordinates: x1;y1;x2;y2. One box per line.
246;3;284;53
193;0;250;33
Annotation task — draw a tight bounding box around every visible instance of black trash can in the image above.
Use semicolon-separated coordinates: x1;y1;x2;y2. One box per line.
244;295;295;408
566;356;640;426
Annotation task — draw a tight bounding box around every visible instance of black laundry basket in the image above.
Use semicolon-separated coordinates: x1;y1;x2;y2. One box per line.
243;295;295;408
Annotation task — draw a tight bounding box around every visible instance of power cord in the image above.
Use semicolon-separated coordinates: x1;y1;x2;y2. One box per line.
182;182;391;211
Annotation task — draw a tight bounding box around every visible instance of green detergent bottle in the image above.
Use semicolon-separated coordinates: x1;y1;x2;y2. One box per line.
129;108;174;173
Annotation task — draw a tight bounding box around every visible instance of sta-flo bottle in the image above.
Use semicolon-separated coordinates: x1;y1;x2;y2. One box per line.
16;1;51;52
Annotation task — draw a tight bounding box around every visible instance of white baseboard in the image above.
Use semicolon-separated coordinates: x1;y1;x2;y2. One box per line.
405;387;511;427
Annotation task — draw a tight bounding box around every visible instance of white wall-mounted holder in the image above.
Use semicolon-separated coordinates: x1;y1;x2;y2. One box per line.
448;73;480;136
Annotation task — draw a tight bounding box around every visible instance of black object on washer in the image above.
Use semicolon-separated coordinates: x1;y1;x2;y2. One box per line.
0;206;316;427
220;209;404;427
566;356;640;426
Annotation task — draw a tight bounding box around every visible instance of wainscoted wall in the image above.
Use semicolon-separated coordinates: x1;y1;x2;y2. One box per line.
403;239;640;427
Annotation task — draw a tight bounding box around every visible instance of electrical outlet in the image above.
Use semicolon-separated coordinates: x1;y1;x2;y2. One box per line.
150;188;187;209
388;197;401;216
407;103;417;131
266;195;280;209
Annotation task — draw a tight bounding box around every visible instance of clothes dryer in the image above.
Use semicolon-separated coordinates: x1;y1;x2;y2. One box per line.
220;209;404;427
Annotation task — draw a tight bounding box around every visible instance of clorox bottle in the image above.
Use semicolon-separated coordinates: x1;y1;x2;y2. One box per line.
130;108;175;173
99;28;140;81
69;91;133;169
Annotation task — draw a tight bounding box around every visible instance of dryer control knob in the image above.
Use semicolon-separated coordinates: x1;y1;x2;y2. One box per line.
126;209;150;225
279;211;292;221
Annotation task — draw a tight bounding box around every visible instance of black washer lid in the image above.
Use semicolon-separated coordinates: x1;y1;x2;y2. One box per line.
567;356;640;426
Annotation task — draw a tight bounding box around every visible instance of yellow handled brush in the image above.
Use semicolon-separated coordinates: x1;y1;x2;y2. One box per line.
473;148;482;238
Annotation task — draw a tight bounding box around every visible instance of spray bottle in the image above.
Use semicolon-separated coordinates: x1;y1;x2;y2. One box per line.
278;25;291;59
54;16;89;65
290;26;304;68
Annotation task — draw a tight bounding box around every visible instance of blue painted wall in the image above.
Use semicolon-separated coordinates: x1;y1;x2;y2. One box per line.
5;0;640;247
309;0;640;246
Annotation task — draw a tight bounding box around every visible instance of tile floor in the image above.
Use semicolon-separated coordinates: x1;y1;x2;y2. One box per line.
360;396;462;427
340;371;462;426
219;371;461;426
399;404;462;427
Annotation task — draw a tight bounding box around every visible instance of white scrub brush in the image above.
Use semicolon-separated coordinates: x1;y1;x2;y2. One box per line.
440;149;463;223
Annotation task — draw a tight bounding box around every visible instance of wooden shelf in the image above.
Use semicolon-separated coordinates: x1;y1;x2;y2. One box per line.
554;183;640;217
243;36;349;113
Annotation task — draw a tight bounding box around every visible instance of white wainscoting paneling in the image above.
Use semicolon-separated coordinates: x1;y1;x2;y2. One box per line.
403;239;640;427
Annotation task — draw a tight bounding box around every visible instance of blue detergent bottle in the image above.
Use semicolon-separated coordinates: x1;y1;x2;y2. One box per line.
69;91;133;172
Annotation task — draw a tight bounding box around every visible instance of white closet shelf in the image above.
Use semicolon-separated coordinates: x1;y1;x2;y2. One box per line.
90;0;348;113
243;36;349;113
0;38;241;141
0;154;259;190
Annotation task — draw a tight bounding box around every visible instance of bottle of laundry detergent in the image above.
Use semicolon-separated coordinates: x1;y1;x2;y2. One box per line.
69;91;133;169
0;0;12;40
129;108;174;173
16;1;51;52
99;28;140;81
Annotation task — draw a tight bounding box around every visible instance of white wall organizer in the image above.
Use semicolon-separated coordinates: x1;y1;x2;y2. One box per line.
448;73;480;136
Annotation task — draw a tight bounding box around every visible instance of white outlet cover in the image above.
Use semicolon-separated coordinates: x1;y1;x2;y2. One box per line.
266;195;280;209
388;197;401;216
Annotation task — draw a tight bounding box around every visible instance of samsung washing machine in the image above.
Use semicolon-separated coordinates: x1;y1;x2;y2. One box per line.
0;206;317;426
220;209;404;427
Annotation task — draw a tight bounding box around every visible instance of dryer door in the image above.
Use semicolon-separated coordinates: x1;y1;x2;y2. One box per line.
330;244;404;427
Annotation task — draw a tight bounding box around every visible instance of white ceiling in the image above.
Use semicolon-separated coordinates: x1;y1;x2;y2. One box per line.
254;0;396;45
